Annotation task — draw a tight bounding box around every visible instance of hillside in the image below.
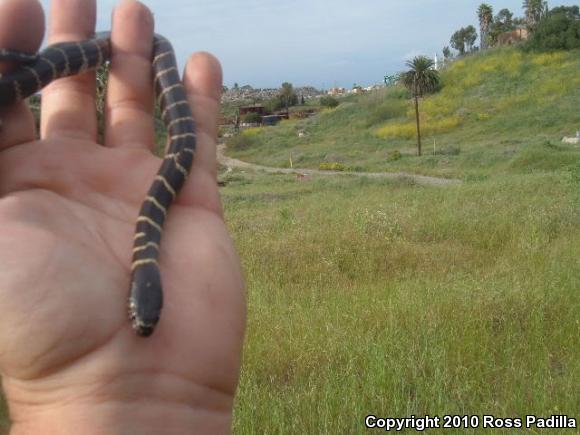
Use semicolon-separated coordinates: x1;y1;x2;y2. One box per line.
226;47;580;179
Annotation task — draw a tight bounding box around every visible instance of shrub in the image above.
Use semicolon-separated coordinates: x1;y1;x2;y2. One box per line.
376;123;416;139
220;172;251;185
387;150;402;162
320;96;339;108
365;100;408;127
319;162;350;171
227;133;258;150
243;127;263;137
434;146;461;156
243;112;262;124
543;140;566;151
376;116;461;139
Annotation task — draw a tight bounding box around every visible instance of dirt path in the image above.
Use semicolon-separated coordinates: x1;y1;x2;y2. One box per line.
217;144;462;186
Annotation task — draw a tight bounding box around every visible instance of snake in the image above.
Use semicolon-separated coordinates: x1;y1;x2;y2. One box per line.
0;32;196;337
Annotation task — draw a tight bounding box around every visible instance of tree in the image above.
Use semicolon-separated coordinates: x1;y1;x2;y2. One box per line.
548;5;579;18
489;8;516;46
464;25;478;52
319;96;339;108
450;26;479;55
442;46;452;60
478;3;494;49
523;0;549;33
401;56;440;157
278;82;297;116
526;5;580;50
451;29;466;55
496;8;515;27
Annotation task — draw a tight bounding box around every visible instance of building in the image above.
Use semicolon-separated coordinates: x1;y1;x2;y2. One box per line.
497;28;529;46
239;104;266;117
327;87;346;96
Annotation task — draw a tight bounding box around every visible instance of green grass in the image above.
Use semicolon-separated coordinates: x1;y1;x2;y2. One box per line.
227;48;580;179
225;169;579;434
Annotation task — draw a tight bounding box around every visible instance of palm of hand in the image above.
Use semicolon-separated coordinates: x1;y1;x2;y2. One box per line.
0;136;244;408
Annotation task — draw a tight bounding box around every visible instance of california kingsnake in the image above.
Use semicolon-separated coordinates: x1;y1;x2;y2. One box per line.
0;32;196;337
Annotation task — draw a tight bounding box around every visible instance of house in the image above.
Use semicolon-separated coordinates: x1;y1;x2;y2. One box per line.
328;87;346;96
239;104;266;117
497;28;529;46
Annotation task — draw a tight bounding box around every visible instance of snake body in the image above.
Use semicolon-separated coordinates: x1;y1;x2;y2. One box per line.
0;32;196;337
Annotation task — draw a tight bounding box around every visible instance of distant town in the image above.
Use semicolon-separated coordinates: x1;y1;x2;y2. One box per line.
221;83;388;104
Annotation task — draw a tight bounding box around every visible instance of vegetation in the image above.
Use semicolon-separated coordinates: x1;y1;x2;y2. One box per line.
242;112;262;124
221;167;579;433
449;1;580;54
477;3;494;49
442;46;452;61
226;47;580;178
318;162;350;171
319;96;339;108
222;42;580;429
523;0;549;33
450;25;478;55
278;82;298;116
227;129;262;151
526;5;580;51
386;149;402;161
488;8;516;46
400;56;440;156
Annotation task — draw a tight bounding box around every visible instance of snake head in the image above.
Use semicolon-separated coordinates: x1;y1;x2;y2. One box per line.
129;262;163;337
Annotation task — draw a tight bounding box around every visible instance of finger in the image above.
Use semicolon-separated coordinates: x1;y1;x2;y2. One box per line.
104;0;155;150
179;52;223;216
0;0;44;149
41;0;97;141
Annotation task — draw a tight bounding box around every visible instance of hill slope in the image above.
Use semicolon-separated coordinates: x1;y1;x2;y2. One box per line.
227;48;580;179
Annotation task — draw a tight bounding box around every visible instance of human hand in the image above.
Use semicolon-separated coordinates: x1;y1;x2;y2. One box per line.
0;0;245;433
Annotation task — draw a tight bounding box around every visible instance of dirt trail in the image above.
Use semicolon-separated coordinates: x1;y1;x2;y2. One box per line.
217;144;462;186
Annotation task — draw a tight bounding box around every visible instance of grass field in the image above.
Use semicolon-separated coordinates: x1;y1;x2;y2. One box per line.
223;47;579;432
224;166;579;434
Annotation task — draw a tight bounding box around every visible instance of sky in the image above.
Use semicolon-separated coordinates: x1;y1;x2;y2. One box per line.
37;0;529;89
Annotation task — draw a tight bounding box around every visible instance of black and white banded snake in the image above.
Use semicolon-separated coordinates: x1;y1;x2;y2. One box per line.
0;32;196;337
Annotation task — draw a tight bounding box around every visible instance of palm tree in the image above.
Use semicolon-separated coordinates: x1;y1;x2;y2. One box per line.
478;3;494;49
523;0;548;32
401;56;440;156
